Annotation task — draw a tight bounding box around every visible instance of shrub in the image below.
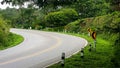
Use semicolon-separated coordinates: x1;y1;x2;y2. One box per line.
0;17;9;46
65;19;81;32
44;8;78;27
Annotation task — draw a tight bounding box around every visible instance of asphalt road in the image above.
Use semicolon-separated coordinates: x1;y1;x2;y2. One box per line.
0;29;88;68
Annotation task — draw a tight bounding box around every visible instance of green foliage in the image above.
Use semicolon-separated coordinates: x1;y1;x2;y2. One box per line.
64;19;81;32
8;7;41;29
104;11;120;32
0;32;24;50
0;8;19;20
16;7;35;28
72;0;110;18
110;33;120;67
0;8;20;26
44;8;78;27
0;17;9;46
110;0;120;11
1;0;112;29
2;0;77;8
65;11;120;33
0;15;23;50
31;9;46;29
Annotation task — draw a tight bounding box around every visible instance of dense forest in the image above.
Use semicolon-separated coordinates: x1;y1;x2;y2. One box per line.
0;0;120;67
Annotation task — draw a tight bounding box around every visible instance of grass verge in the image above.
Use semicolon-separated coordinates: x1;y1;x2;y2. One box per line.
48;32;114;68
0;32;24;50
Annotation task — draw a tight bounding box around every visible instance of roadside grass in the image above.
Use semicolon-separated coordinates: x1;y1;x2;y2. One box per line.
48;32;114;68
0;33;24;50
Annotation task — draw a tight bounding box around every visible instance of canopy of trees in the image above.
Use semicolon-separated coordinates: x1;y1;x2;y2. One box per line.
1;0;77;7
44;8;78;27
0;0;113;28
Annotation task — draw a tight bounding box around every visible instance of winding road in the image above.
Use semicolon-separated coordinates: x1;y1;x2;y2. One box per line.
0;28;87;68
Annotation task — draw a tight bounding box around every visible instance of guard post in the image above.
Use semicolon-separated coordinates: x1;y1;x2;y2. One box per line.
89;44;92;52
29;26;32;29
80;48;84;58
61;52;65;67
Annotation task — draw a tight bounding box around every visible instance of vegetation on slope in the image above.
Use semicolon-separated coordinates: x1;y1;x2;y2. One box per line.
0;16;10;47
44;8;78;27
0;16;24;50
65;11;120;34
48;11;120;67
0;33;24;50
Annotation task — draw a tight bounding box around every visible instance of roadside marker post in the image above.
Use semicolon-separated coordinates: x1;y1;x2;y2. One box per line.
80;48;84;58
29;27;32;29
88;32;91;36
61;52;65;67
87;28;97;51
89;44;92;52
92;31;97;49
87;28;92;36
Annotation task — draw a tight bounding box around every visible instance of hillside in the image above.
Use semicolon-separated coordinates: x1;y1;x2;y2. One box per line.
65;12;120;67
48;12;120;67
65;12;120;34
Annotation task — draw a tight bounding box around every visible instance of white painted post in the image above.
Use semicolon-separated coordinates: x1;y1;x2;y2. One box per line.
88;32;90;36
61;52;65;67
80;48;84;58
29;27;32;29
89;44;92;52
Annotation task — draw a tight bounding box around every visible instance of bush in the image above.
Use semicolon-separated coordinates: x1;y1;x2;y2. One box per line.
65;19;81;32
44;8;78;27
0;17;9;46
103;11;120;33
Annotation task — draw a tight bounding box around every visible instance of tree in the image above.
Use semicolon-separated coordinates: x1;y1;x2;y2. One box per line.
0;8;19;26
110;0;120;11
72;0;110;18
104;11;120;33
1;0;77;8
44;8;78;27
14;5;37;28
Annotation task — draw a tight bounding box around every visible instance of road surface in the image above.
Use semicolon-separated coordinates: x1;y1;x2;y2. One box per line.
0;29;88;68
